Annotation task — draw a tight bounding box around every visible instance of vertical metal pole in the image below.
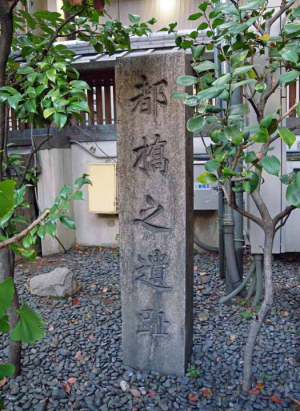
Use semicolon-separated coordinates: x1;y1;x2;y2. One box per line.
218;184;225;279
214;44;226;280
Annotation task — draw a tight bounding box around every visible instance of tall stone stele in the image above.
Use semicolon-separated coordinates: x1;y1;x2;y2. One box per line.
116;51;194;376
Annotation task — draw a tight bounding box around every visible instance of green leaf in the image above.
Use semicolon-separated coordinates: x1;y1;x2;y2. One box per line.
194;60;219;73
0;315;9;333
197;22;208;30
240;310;253;319
279;70;300;85
43;108;56;118
197;87;224;100
231;79;257;91
197;172;218;184
199;2;208;11
0;93;9;103
74;174;92;190
0;180;16;219
261;155;281;176
0;364;15;380
46;68;56;83
0;278;14;318
60;216;76;229
187;116;206;133
239;1;260;10
7;93;21;110
243;171;259;192
188;12;202;20
191;45;205;59
23;234;32;250
229;104;249;116
24;99;37;114
171;92;188;99
11;304;45;344
71;191;84;201
252;127;268;143
37;225;47;239
54;113;68;130
59;185;72;200
176;75;198;86
225;126;243;145
128;14;141;24
260;111;278;128
17;66;35;75
255;83;267;93
232;65;255;77
281;49;299;64
280;171;296;185
283;23;300;36
297;101;300;117
278;126;296;149
287;177;300;207
69;101;90;113
0;86;18;95
212;73;231;87
70;80;91;90
205;160;221;172
46;222;57;238
231;50;249;66
184;96;198;107
245;151;257;163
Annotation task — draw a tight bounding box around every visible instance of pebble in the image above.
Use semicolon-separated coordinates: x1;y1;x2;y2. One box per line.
0;248;299;411
120;380;130;392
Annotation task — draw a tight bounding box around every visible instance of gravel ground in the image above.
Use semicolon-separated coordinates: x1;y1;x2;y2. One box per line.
1;246;300;411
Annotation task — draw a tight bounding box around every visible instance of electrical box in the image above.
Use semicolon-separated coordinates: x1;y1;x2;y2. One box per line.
194;162;218;210
88;163;117;214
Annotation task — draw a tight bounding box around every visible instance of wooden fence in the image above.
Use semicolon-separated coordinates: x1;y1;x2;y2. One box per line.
8;68;116;131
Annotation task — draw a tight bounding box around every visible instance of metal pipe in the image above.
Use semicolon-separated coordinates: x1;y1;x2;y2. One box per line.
245;266;256;301
194;235;219;253
218;185;226;279
224;210;243;294
230;86;244;278
214;41;226;280
220;262;255;304
252;254;263;308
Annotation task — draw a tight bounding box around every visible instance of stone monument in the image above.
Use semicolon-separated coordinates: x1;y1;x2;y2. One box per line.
116;51;194;376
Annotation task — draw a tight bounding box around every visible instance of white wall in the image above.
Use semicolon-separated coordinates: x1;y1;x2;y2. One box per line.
71;142;119;247
37;148;76;255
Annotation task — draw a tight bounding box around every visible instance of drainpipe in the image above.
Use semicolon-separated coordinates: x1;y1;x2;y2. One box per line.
214;44;226;280
230;87;244;279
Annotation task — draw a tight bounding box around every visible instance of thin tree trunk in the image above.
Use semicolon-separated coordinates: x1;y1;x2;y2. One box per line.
0;1;22;377
0;1;14;181
242;226;274;391
8;251;21;377
0;248;21;377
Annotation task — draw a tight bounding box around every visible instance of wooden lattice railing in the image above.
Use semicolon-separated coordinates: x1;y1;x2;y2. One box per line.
287;80;300;118
8;68;116;130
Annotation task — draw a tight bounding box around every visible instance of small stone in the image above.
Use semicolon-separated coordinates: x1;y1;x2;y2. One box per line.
120;380;130;393
34;402;47;411
52;387;68;400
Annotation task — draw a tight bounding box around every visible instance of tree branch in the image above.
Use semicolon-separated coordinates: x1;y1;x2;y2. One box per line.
17;126;52;188
229;187;265;228
8;0;19;12
266;0;294;32
8;3;87;87
251;189;272;222
0;210;49;250
273;204;295;228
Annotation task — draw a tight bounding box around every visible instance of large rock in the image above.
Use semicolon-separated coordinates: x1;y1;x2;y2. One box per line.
30;267;79;297
116;51;194;376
